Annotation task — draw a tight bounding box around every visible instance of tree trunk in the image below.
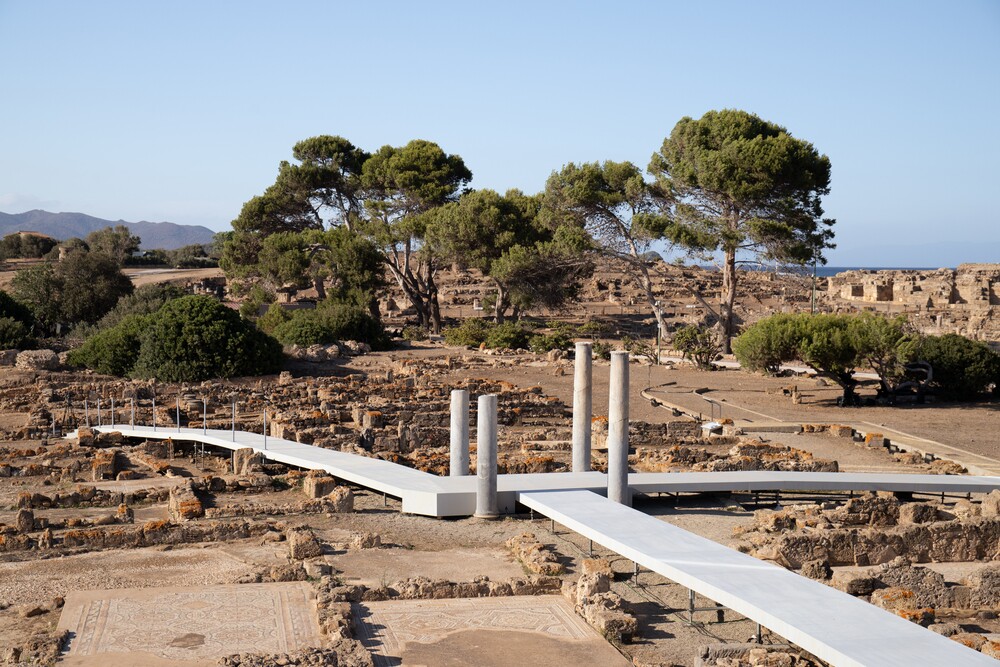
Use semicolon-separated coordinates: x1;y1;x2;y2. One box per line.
721;247;738;354
313;276;327;301
428;275;442;334
493;282;510;324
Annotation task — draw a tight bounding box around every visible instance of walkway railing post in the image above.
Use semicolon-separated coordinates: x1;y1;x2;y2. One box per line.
474;394;499;519
263;407;267;450
97;399;102;427
84;399;90;428
152;396;157;431
232;402;236;442
608;350;631;506
203;399;207;434
449;389;470;476
176;397;180;433
572;341;593;473
110;397;115;427
130;398;135;428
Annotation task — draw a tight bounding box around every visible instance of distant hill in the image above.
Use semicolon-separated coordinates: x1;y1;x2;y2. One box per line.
0;210;217;250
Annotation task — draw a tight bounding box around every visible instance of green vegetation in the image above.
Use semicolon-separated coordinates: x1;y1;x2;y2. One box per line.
270;303;387;348
0;233;57;260
916;334;1000;400
650;110;835;352
734;313;999;404
10;250;133;333
672;325;721;370
425;189;592;323
0;317;32;350
69;296;282;381
85;225;141;265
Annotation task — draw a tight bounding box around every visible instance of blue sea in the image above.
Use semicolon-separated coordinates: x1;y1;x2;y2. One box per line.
814;266;944;278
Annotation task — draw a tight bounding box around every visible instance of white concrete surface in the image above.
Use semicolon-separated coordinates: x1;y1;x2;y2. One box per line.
71;426;1000;517
518;489;996;667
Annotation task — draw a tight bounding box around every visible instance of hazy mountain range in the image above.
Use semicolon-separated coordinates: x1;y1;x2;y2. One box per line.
0;210;217;250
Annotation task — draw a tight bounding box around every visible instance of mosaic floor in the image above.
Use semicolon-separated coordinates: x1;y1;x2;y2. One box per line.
58;582;321;663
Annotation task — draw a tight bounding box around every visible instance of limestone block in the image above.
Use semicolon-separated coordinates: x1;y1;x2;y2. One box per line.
15;349;59;370
287;527;323;559
302;472;337;499
327;486;354;513
167;482;204;522
15;509;34;533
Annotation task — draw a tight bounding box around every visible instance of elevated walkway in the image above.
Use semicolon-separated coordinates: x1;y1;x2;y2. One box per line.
73;426;1000;516
518;489;996;667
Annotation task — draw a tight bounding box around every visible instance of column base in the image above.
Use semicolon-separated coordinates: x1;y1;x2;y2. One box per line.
473;512;500;520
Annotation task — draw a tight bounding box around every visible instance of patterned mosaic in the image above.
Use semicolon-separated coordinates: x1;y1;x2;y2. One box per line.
59;582;320;661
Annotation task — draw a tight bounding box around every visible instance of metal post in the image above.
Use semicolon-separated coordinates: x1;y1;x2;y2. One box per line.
232;402;236;442
689;589;695;623
152;396;157;430
572;341;593;473
130;398;135;428
111;397;115;427
263;407;267;450
85;399;90;428
203;399;207;434
97;399;102;427
756;623;763;644
176;397;180;433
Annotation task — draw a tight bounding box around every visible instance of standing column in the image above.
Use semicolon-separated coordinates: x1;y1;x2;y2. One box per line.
474;394;499;519
572;341;593;472
607;351;631;506
450;389;470;476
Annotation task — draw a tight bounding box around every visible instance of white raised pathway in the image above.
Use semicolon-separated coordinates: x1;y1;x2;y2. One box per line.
72;425;1000;517
518;489;995;667
72;424;1000;666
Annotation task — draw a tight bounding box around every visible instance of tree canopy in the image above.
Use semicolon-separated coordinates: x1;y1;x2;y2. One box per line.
540;160;671;337
85;225;141;265
650;109;835;351
10;250;133;333
425;188;592;321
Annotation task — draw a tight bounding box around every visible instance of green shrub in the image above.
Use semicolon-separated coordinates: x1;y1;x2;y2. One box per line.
0;290;34;326
672;325;721;370
484;322;531;350
529;331;573;354
0;317;32;350
443;318;493;347
592;341;612;360
67;314;150;375
916;334;1000;400
401;325;428;342
271;304;387;348
94;283;186;331
732;314;804;375
256;303;292;335
272;311;337;346
131;296;283;381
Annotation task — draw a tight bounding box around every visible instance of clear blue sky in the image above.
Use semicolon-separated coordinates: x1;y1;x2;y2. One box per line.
1;1;997;266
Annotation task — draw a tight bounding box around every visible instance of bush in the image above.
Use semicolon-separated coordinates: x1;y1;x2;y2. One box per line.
673;325;720;369
916;334;1000;400
484;322;532;350
401;325;428;342
131;296;283;381
733;314;805;375
0;289;34;326
67;314;150;376
443;318;493;347
270;304;387;348
256;303;292;335
272;311;337;346
94;283;186;331
529;331;573;354
0;317;32;350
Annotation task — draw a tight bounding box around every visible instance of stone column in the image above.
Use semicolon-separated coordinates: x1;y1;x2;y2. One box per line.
607;351;631;506
450;389;470;476
572;341;593;472
475;394;499;519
